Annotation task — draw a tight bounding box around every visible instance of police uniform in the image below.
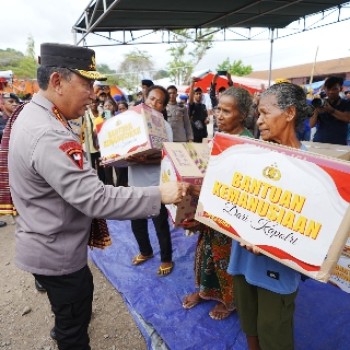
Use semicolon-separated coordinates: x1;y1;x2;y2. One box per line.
8;43;161;350
9;93;160;275
166;103;193;142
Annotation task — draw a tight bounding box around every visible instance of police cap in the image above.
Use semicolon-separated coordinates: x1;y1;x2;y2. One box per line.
38;43;107;81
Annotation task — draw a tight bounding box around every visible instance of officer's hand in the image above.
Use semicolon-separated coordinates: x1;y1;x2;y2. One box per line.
125;154;145;163
159;182;189;204
126;151;161;164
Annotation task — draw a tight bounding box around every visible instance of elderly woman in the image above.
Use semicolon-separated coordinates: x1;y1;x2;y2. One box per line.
182;86;253;320
227;83;310;350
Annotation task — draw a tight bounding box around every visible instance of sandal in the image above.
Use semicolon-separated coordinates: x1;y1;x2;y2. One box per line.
132;253;154;266
157;262;174;277
209;303;235;320
182;292;204;310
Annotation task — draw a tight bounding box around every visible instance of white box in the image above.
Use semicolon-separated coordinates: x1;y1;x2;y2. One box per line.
195;133;350;282
98;103;168;167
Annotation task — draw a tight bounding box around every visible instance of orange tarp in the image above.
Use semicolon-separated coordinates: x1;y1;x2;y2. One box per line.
0;79;39;96
109;85;125;97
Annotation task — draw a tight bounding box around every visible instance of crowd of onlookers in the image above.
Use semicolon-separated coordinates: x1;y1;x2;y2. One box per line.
1;75;350;227
1;73;350;350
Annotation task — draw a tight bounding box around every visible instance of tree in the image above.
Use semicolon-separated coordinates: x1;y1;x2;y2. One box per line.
117;49;154;91
26;36;35;59
96;63;118;85
216;58;253;76
153;69;170;80
0;48;25;68
166;29;214;85
0;36;37;79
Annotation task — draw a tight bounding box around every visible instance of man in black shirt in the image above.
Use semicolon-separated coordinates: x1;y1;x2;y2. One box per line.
188;78;209;143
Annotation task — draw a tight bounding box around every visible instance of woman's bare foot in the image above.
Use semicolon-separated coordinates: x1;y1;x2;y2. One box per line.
182;292;204;309
209;303;235;320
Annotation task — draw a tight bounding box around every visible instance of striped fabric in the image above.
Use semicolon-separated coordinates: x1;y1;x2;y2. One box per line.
0;102;111;249
0;103;26;215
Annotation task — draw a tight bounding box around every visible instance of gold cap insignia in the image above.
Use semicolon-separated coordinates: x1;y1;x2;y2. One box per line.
90;55;96;70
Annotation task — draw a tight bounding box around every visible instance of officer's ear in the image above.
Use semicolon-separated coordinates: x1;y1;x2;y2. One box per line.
50;71;64;95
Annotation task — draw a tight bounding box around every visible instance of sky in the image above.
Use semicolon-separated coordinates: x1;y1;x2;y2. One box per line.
1;0;350;76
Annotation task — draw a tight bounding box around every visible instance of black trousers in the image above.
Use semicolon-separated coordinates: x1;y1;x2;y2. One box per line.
131;203;172;262
34;265;94;350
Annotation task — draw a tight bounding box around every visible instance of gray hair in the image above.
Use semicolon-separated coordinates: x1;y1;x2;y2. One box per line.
261;83;310;128
221;86;253;121
37;66;73;90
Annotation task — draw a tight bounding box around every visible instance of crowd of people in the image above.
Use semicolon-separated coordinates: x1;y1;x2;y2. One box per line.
1;41;350;350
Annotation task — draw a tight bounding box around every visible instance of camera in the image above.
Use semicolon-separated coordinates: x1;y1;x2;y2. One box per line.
311;91;327;108
311;97;326;108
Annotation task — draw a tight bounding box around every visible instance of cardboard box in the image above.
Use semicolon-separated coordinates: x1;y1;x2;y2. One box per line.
97;104;168;167
329;255;350;293
160;142;210;226
342;237;350;258
303;141;350;161
195;133;350;282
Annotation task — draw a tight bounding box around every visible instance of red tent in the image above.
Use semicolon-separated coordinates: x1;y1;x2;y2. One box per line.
185;72;262;95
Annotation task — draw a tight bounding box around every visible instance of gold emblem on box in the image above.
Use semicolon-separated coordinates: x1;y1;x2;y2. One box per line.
262;164;281;181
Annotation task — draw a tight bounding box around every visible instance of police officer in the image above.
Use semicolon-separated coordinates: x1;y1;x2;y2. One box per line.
8;43;187;350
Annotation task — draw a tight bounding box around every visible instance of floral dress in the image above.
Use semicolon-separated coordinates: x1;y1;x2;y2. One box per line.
193;128;253;310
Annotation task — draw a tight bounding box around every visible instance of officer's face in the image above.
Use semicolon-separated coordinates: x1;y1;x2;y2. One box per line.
167;88;177;103
61;73;95;119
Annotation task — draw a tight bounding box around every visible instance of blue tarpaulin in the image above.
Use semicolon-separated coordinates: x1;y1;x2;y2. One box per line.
89;219;350;350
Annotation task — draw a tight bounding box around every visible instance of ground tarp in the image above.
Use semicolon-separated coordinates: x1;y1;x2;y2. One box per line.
89;219;350;350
